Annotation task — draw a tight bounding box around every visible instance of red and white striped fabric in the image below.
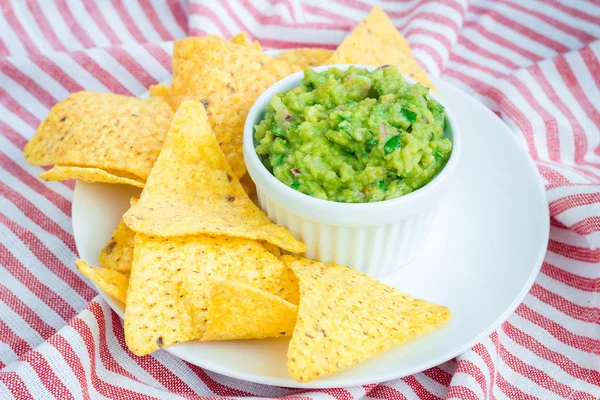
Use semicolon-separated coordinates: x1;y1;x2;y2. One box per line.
1;1;599;398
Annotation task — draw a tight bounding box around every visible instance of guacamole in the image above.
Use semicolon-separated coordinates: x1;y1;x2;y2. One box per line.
254;66;451;203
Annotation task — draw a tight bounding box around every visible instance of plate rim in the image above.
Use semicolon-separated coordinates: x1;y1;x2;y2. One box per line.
72;77;550;388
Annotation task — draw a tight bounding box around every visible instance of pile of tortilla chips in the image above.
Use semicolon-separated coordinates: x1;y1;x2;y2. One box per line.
29;7;450;383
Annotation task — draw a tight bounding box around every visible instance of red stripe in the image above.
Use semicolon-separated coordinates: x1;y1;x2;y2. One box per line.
310;387;354;400
496;373;537;400
470;4;570;54
166;0;188;35
0;282;56;339
51;335;92;400
0;182;77;253
3;4;40;54
106;47;158;89
0;244;77;322
537;164;571;185
472;342;496;398
530;283;599;323
0;320;32;362
69;312;159;400
69;51;131;95
516;303;600;353
108;312;199;397
505;74;561;162
20;351;74;400
545;0;600;25
455;360;487;395
401;375;438;400
139;0;175;41
549;192;600;216
541;262;599;292
366;384;409;400
456;35;519;70
503;321;600;384
31;54;86;93
53;0;96;49
0;152;71;214
0;213;95;301
422;366;452;387
190;3;233;37
110;0;147;43
302;5;358;28
178;362;253;396
144;44;171;73
529;63;592;167
463;20;539;62
1;60;60;108
0;88;41;129
0;36;10;57
499;0;596;43
0;121;28;150
410;42;443;74
25;0;66;52
0;372;34;400
449;53;505;78
82;0;121;46
547;238;600;263
569;216;600;236
445;385;479;400
498;339;593;399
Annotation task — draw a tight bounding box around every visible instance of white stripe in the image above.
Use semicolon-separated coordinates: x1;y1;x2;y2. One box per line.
460;25;532;67
149;352;209;396
84;50;145;94
7;58;68;101
448;371;485;399
556;203;600;230
0;11;28;56
94;0;137;44
151;0;187;39
415;372;448;398
125;0;161;42
0;104;35;139
453;42;514;75
412;48;440;77
0;299;44;350
537;272;597;310
130;46;172;82
550;224;592;247
464;12;552;58
0;381;17;399
189;16;225;36
206;1;244;35
38;0;85;51
1;361;55;399
544;250;599;279
399;4;463;37
8;0;51;52
538;160;595;184
560;0;600;17
0;341;18;369
408;30;449;61
508;0;600;37
546;184;600;202
251;0;306;22
65;0;112;48
0;72;48;121
34;341;85;400
478;2;582;49
52;52;109;92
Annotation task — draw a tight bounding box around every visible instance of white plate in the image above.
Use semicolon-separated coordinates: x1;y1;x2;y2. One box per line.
72;78;549;388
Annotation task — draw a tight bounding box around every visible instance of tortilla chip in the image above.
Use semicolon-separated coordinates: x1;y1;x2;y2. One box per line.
149;84;173;110
281;256;451;382
76;259;129;303
39;165;145;188
275;48;333;69
98;219;136;273
123;100;306;253
325;7;435;90
203;280;297;341
240;173;257;197
259;240;281;257
231;32;262;51
24;92;173;179
124;234;299;356
170;36;296;178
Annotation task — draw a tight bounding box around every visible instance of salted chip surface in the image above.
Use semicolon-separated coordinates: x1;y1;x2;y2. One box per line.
202;280;297;341
170;36;296;178
149;84;173;110
281;256;451;383
124;100;306;253
39;165;145;188
325;7;435;90
76;259;129;303
124;234;298;356
275;48;333;69
98;201;137;273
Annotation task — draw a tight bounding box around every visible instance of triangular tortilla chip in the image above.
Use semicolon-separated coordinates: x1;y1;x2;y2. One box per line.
98;198;138;273
281;256;451;382
275;48;333;69
24;92;173;180
325;7;435;90
149;84;173;110
123;100;306;253
40;165;145;188
124;234;299;356
76;259;129;303
202;280;297;341
230;32;262;51
170;36;296;178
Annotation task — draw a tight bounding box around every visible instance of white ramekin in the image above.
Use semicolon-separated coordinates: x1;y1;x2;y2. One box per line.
243;65;461;276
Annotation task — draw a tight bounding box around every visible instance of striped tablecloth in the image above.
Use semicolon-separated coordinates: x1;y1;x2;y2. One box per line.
1;1;599;399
